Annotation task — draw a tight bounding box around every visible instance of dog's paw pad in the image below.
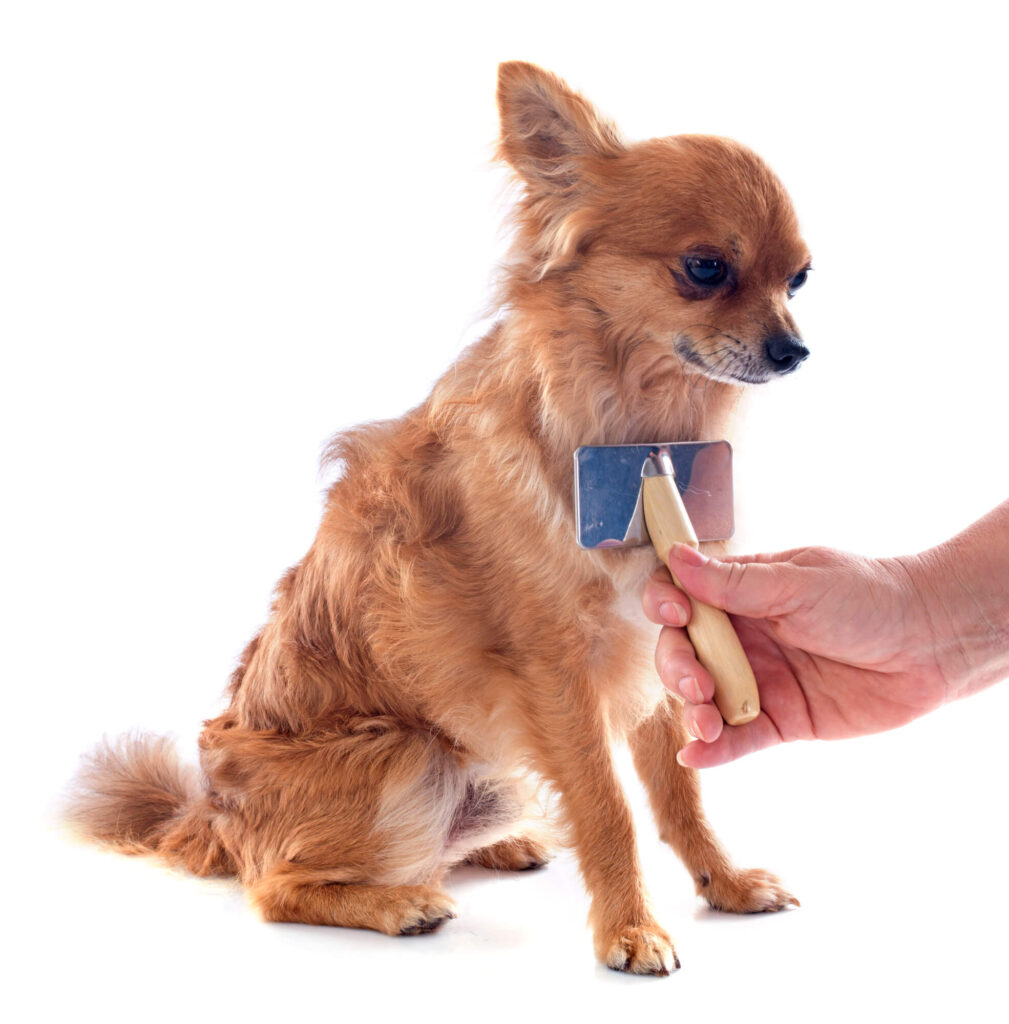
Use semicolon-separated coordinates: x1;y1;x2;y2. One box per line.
600;925;679;976
704;867;799;914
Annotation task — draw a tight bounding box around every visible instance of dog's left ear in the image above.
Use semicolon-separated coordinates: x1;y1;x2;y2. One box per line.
496;62;624;195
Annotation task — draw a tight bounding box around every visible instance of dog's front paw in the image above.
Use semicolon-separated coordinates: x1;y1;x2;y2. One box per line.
701;867;799;914
596;923;680;976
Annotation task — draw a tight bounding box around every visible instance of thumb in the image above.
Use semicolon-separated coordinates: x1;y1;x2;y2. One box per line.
667;544;801;619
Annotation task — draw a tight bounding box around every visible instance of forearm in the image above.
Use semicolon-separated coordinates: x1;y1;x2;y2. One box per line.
904;501;1009;700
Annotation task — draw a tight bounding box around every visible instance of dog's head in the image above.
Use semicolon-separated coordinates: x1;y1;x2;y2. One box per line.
497;62;810;387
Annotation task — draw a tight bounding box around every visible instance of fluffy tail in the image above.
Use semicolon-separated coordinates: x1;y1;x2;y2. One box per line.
65;732;235;876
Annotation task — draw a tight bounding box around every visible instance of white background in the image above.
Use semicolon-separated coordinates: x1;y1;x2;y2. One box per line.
4;1;1008;1021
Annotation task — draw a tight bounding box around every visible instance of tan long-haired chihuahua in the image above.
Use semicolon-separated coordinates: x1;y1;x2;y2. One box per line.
67;62;811;975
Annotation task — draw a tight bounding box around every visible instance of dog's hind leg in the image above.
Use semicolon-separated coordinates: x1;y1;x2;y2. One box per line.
247;763;535;932
461;775;555;871
251;863;457;935
465;834;552;871
204;717;530;934
628;693;799;913
250;766;540;931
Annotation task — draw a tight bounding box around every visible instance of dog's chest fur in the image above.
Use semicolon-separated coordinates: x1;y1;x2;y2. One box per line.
594;546;668;732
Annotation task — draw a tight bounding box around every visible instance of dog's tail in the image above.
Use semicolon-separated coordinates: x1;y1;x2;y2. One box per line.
64;732;235;877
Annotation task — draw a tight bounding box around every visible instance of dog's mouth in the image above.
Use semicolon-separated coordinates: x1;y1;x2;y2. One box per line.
674;330;809;385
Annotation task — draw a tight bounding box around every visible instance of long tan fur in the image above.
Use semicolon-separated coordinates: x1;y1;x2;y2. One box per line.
67;62;810;974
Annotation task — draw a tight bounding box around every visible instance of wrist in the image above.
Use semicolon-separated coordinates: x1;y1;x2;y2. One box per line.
891;550;964;700
897;524;1009;701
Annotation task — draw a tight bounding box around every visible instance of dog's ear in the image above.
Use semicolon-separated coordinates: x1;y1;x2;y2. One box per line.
496;62;624;194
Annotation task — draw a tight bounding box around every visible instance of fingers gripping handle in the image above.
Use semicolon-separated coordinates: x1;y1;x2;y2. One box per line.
641;472;760;727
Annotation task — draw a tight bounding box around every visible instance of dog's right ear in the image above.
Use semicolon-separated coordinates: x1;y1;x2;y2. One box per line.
496;62;624;195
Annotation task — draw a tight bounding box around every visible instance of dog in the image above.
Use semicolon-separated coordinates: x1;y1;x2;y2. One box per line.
67;61;811;975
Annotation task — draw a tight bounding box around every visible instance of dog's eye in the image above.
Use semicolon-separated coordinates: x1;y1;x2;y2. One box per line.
684;257;728;286
787;269;808;296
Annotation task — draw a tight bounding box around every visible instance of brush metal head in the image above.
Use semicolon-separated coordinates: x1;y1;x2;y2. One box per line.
573;441;734;549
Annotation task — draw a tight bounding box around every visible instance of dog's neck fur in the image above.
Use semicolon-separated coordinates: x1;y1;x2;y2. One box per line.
429;275;742;501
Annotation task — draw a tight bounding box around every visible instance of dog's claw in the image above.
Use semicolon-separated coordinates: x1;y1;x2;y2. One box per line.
599;925;678;976
390;892;457;935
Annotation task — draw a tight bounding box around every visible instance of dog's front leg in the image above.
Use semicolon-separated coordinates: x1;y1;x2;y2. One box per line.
629;693;798;913
524;684;678;975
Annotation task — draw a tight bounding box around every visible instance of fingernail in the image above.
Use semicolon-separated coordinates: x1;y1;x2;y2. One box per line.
658;601;686;626
679;676;704;704
671;543;708;567
688;719;705;741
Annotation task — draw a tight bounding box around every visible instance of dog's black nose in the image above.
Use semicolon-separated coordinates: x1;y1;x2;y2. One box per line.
764;333;810;374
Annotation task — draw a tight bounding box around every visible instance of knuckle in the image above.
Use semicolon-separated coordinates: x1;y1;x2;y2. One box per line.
654;627;691;678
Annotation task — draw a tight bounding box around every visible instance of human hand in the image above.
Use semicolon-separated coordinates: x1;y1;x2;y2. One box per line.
643;544;951;767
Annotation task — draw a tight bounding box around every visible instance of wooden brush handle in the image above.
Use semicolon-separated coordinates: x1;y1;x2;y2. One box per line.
642;473;760;727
